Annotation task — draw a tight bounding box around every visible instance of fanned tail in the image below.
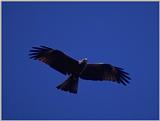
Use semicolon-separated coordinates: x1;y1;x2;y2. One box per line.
56;75;79;94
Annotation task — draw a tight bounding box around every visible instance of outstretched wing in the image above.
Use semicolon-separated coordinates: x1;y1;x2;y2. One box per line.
29;46;79;75
80;64;131;85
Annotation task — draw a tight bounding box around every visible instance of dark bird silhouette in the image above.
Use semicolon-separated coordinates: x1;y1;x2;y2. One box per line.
29;46;131;94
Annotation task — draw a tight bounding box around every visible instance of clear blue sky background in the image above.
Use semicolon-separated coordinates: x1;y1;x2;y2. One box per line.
2;2;159;120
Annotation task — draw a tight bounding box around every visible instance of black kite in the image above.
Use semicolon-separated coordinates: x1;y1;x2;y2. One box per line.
29;46;131;94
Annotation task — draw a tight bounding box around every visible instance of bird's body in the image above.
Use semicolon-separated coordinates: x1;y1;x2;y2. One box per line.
56;58;88;93
29;46;131;94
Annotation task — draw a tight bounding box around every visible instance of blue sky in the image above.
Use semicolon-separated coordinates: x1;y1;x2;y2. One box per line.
2;2;159;120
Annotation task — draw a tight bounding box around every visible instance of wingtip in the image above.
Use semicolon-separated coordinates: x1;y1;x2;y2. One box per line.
115;67;124;70
122;82;127;86
40;45;53;50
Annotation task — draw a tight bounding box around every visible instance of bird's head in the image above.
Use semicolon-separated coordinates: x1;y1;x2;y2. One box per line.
79;58;88;64
82;58;88;64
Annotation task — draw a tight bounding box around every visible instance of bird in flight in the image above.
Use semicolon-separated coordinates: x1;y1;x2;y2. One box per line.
29;46;131;94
